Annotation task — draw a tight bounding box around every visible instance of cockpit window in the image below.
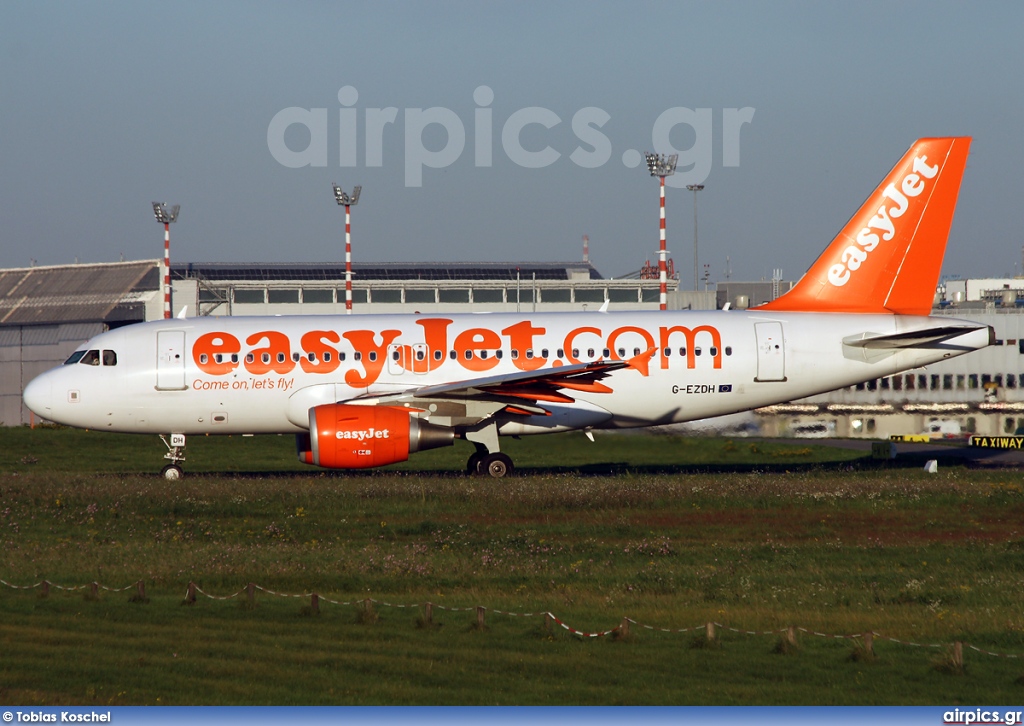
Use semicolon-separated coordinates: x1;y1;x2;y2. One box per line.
80;350;101;366
102;350;117;366
64;350;86;365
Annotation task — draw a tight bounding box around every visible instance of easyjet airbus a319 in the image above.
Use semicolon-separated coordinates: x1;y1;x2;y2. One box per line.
24;137;992;479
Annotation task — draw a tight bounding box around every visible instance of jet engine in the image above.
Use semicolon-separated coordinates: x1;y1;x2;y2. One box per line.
296;403;454;469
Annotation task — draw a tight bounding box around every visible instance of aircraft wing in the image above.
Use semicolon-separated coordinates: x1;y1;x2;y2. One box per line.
345;349;655;424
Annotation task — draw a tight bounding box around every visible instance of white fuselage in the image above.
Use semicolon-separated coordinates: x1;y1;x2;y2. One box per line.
23;310;990;437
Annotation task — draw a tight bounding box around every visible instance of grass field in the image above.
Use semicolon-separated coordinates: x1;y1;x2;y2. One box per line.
2;427;1024;705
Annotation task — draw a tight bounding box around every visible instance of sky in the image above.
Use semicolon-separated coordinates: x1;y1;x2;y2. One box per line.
1;1;1022;284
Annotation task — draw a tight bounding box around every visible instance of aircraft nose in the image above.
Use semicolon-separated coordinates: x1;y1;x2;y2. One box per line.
23;373;53;418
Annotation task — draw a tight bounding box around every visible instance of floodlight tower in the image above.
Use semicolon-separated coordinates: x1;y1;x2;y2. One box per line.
686;184;705;291
151;202;180;319
332;183;362;314
645;153;678;310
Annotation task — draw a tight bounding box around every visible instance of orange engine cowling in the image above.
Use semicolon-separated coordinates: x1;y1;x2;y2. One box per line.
296;403;454;469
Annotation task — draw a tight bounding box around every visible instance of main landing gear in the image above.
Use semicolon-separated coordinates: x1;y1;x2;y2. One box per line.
159;433;186;481
466;447;514;478
464;423;515;478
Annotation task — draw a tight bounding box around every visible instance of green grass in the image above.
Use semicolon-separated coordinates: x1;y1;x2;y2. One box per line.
2;427;1024;704
0;425;864;474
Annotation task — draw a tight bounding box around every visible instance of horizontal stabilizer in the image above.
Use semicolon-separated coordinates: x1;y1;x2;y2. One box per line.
843;324;993;349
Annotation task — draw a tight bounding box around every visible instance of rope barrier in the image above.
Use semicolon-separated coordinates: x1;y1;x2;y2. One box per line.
3;577;1022;658
191;584;243;601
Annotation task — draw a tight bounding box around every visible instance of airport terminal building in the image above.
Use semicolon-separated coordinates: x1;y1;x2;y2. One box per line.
172;260;687;317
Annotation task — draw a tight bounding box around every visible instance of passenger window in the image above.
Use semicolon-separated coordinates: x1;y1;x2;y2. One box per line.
102;350;117;366
80;350;100;366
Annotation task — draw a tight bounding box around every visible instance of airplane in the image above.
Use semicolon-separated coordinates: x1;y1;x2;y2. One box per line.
22;137;992;480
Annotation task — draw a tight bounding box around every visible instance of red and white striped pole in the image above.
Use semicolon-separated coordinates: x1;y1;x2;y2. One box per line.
344;203;353;314
658;176;667;311
332;184;361;315
163;222;171;319
644;154;677;312
152;203;179;319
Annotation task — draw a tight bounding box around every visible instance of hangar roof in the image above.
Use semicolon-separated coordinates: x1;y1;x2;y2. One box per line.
174;261;602;282
0;260;159;326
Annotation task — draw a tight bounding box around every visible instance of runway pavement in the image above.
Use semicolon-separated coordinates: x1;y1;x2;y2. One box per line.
806;436;1024;469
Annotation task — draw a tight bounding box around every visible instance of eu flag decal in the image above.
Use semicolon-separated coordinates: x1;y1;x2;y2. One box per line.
718;384;733;393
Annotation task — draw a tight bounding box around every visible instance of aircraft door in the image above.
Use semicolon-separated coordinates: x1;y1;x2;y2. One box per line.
754;322;786;382
156;330;188;390
386;344;430;375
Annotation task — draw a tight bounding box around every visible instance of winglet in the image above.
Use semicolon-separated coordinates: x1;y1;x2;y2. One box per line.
626;347;657;377
754;137;971;315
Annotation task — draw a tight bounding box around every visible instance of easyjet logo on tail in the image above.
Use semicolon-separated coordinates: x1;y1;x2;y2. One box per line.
827;154;939;288
754;137;970;316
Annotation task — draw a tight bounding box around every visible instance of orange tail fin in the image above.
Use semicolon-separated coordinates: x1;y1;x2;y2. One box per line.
755;137;971;315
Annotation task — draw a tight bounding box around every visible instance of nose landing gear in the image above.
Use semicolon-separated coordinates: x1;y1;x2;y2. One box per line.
159;433;186;480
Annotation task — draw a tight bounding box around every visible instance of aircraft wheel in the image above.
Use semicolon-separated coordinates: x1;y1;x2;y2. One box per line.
161;464;184;481
466;452;485;475
481;453;514;478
